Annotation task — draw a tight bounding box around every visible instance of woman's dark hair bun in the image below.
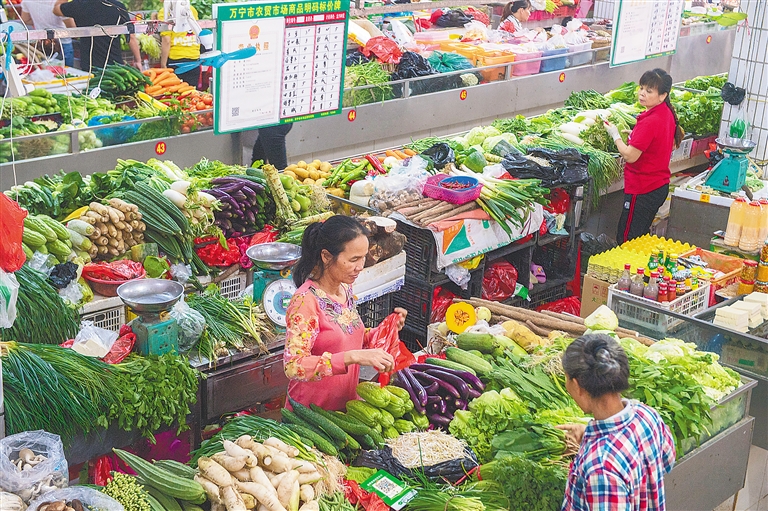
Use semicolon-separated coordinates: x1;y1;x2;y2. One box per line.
562;334;630;398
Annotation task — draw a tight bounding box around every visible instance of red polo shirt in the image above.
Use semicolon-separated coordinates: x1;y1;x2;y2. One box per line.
624;102;676;195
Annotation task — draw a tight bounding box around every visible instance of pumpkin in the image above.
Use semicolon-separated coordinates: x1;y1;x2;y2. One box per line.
446;302;477;333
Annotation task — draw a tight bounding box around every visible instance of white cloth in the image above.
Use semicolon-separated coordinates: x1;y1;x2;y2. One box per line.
21;0;72;44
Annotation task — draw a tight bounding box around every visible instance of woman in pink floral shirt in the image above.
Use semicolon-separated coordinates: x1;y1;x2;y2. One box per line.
283;215;407;411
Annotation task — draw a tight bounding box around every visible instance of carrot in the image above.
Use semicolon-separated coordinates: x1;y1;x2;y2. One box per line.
145;85;162;94
385;150;399;158
403;148;417;156
155;76;181;87
179;89;195;97
395;150;409;159
377;155;386;163
153;71;173;83
147;69;157;81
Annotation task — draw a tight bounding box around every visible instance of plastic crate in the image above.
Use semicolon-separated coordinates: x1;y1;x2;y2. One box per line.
511;51;542;76
399;325;425;353
81;304;126;332
679;247;742;306
607;282;710;336
219;271;248;300
392;268;483;338
396;219;442;282
539;48;568;73
566;41;593;68
506;282;570;310
533;236;577;283
691;135;717;157
356;293;393;329
423;175;482;205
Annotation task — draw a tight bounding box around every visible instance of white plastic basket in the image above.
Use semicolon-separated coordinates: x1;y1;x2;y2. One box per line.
219;271;248;300
607;282;710;336
80;304;126;332
566;41;594;68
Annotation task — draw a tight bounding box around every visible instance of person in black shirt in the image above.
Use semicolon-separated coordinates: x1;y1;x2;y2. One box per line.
53;0;141;71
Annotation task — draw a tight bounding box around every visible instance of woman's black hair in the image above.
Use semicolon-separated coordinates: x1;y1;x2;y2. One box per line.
562;334;630;398
639;68;685;148
502;0;531;21
292;215;369;287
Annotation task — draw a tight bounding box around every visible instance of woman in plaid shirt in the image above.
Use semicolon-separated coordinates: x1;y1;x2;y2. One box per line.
559;335;676;511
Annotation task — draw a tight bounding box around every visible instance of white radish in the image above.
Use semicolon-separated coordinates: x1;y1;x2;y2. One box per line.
560;133;585;145
236;435;255;450
297;472;322;485
277;471;299;510
299;485;315;503
265;438;299;458
212;453;248;472
220;486;247;511
251;443;273;466
298;503;319;511
249;467;277;497
224;440;259;467
194;474;222;503
270;471;288;488
265;454;292;474
290;460;317;474
231;469;252;482
236;482;287;511
163;189;188;208
198;457;235;487
241;493;257;510
171;180;192;196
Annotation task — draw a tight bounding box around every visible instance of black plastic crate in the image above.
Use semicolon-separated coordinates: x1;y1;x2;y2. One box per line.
356;293;393;329
399;325;426;354
567;181;593;231
396;220;442;282
392;268;484;339
506;281;571;310
532;236;577;283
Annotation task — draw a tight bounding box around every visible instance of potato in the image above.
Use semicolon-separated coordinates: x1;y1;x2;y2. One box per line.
297;161;308;169
319;161;332;172
294;168;309;179
303;178;315;185
284;170;298;179
308;170;320;180
311;159;322;167
286;164;298;171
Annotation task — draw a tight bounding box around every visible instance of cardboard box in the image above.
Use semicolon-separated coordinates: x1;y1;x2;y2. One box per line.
581;274;611;318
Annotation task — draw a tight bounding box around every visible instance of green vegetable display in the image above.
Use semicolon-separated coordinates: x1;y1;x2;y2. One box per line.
684;75;727;92
478;454;568;511
343;61;393;107
671;87;724;137
564;89;612;110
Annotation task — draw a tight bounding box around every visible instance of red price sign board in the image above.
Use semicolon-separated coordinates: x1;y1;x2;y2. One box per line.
155;141;167;155
348;110;357;122
459;89;468;100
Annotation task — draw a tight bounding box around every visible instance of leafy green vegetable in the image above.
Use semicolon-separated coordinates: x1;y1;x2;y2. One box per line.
671;87;724;136
684;75;727;92
492;115;530;139
478;454;568;511
564;90;611;110
491;423;566;461
604;81;639;105
343;62;393;107
583;305;619;331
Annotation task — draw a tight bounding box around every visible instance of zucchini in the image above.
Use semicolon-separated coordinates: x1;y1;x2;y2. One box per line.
145;492;166;511
144;485;183;511
445;347;492;376
180;502;205;511
310;405;371;436
345;400;381;428
67;219;95;236
153;460;198;480
113;449;206;504
425;357;477;376
22;228;46;248
456;332;496;353
24;216;57;242
282;418;338;456
288;397;348;443
37;215;70;240
355;382;391;408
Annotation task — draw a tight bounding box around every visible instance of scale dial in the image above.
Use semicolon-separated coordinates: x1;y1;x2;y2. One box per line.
263;278;297;327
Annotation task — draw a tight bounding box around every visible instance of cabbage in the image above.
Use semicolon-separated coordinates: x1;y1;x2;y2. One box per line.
584;328;619;340
583;305;618;331
465;127;487;146
481;133;518;152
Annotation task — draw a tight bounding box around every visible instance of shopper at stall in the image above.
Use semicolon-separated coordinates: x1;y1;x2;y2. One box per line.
558;334;676;511
20;0;76;66
499;0;543;34
52;0;142;71
251;124;293;170
283;215;407;411
605;68;684;243
158;5;201;88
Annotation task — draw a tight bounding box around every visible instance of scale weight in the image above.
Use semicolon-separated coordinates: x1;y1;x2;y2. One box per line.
246;243;302;328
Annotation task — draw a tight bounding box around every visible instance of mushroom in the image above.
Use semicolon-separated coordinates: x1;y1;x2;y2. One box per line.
71;499;85;511
47;500;66;511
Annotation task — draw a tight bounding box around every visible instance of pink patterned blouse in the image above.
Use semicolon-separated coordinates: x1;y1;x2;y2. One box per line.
283;279;383;411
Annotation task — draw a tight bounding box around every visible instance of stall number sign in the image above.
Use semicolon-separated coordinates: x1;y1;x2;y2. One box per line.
610;0;684;67
214;0;349;134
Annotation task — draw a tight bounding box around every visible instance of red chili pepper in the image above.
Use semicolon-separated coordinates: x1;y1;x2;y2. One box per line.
365;154;387;175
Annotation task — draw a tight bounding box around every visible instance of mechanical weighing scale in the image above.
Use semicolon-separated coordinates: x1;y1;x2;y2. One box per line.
117;279;185;355
245;243;302;328
704;137;757;193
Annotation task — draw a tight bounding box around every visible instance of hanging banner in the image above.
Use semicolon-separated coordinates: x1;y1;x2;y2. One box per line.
214;0;349;134
610;0;684;67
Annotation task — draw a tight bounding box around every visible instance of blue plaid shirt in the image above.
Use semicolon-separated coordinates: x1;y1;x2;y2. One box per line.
561;400;676;511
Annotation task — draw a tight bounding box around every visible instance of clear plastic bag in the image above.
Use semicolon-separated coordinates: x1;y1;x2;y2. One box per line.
27;253;57;276
369;162;430;211
27;487;124;511
72;321;119;358
58;279;84;307
0;269;20;329
0;431;68;503
169;299;206;352
170;263;192;284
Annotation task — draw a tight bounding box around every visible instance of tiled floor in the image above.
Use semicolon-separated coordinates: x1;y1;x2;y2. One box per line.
714;446;768;511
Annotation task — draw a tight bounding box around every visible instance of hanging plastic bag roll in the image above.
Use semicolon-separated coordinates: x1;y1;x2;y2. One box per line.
0;269;20;329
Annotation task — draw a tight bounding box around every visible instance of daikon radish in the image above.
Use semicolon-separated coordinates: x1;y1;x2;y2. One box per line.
212;453;248;472
297;472;322;485
224;440;258;467
199;458;235;487
265;438;299;458
232;469;252;482
299;485;315;503
290;460;317;474
241;493;256;510
236;482;287;511
249;467;277;497
194;474;222;503
298;503;319;511
277;471;299;510
221;486;247;511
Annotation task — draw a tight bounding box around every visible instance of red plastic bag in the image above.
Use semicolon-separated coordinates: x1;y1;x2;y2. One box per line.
361;36;403;64
415;18;432;30
465;6;490;25
482;261;519;301
536;296;581;316
344;480;389;511
195;236;241;267
545;188;571;214
0;194;28;272
250;225;279;246
431;287;456;323
90;455;114;486
82;260;144;281
102;324;136;364
367;313;416;385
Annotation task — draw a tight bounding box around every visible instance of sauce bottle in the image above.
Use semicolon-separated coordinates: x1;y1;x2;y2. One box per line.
659;279;669;303
630;268;646;297
668;279;677;301
617;263;632;292
644;271;660;301
724;196;748;247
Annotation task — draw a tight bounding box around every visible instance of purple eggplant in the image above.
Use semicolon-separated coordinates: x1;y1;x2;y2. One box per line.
427;399;446;415
411;363;486;392
454;398;467;410
393;371;425;414
402;368;428;407
241;185;257;200
424;381;439;395
467;388;482;400
412;370;460;399
426;395;442;405
428;414;452;428
210;177;253;187
244;209;256;225
423;369;471;400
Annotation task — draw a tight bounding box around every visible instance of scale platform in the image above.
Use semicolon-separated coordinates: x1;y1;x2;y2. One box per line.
704;137;757;194
117;279;184;355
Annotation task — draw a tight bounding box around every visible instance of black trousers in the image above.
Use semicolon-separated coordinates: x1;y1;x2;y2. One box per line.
251;124;293;169
168;58;201;89
616;183;669;243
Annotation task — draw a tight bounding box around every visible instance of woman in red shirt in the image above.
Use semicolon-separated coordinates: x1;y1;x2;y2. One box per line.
283;215;407;410
605;69;684;243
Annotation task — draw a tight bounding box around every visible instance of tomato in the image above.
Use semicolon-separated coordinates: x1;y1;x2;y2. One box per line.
202;96;213;105
181;126;191;134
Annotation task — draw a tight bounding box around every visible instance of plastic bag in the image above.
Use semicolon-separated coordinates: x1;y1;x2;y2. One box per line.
388;19;414;47
482;261;519;301
49;262;79;289
0;194;28;272
73;320;119;358
435;9;473;27
421;143;455;168
426;51;474;73
0;269;20;329
528;148;590;185
465;6;490;24
391;52;461;97
58;279;84;306
537;296;580;315
102;325;136;364
346;50;370;66
461;20;489;41
170;298;206;352
169;263;192;284
28;252;57;276
352;446;478;484
445;264;471;289
344;480;389;511
27;487;124;511
366;313;415;385
82;261;144;281
361;36;403;64
431;287;457;323
0;431;68;503
250;225;280;246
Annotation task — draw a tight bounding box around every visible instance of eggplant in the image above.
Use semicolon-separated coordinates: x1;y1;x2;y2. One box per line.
211;177;254;187
413;370;460;399
467;388;482;400
244;209;256;225
426;395;442;405
394;370;425;414
427;399;446;415
428;414;452;428
402;368;428;407
423;369;471;400
454;398;467;410
241;185;257;200
219;211;233;218
424;381;440;395
411;363;486;392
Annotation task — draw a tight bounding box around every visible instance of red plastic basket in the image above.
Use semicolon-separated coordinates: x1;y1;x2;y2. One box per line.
83;269;147;297
423;175;482;205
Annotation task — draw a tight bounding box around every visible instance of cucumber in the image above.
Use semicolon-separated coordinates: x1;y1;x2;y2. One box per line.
144;485;183;511
424;357;477;376
445;347;493;376
455;332;496;353
113;449;206;504
310;405;371;436
288;397;348;444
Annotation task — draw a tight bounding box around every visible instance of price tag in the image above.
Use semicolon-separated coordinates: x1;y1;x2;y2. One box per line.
89;86;101;99
700;193;711;203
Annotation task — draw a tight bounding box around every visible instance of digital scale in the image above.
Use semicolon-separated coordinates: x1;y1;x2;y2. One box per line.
117;279;185;355
704;136;757;194
246;243;302;328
